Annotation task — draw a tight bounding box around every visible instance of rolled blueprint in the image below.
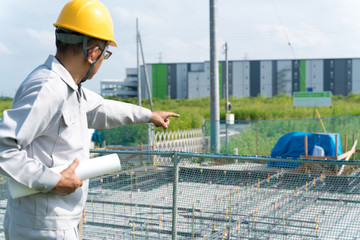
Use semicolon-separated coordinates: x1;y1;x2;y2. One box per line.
8;153;121;199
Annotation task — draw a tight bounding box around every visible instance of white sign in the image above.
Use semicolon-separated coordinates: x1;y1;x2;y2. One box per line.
293;92;332;107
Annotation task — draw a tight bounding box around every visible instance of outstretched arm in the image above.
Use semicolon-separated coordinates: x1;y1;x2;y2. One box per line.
51;111;179;195
149;111;180;130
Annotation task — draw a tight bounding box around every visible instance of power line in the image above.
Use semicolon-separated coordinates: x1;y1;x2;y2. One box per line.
272;0;297;59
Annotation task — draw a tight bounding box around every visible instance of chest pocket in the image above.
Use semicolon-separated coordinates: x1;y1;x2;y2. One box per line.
60;106;82;141
62;107;77;127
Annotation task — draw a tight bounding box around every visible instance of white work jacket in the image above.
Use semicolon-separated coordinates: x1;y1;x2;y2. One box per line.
0;55;152;230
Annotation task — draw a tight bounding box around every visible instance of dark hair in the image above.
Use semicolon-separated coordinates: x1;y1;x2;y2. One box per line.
56;40;82;55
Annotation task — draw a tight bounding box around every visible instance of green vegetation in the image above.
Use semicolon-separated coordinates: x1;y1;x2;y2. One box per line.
0;98;12;118
220;117;360;156
2;94;360;130
98;125;148;146
105;95;360;156
1;95;360;156
107;94;360;131
106;96;210;131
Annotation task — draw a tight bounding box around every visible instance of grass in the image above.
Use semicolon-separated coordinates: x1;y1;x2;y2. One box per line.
109;94;360;132
2;94;360;132
220;117;360;156
2;95;360;156
0;98;12;117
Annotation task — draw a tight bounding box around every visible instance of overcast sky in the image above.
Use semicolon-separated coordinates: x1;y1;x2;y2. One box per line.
1;0;360;97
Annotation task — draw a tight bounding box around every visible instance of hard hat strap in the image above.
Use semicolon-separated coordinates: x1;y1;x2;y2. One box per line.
81;36;102;83
81;35;94;83
55;28;98;83
56;27;89;45
82;35;89;59
81;62;95;83
56;32;83;44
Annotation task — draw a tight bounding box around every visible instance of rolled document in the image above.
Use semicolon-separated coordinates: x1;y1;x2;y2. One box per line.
8;153;121;199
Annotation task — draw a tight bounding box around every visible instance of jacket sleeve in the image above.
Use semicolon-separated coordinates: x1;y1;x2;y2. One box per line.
84;88;152;129
0;76;61;192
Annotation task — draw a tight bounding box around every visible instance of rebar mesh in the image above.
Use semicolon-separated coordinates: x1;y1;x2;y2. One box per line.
80;150;360;240
0;116;359;239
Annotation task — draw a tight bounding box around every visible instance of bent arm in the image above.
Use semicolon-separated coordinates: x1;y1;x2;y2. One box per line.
0;79;61;192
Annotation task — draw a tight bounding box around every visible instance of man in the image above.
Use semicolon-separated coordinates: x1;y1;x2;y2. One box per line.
0;0;179;239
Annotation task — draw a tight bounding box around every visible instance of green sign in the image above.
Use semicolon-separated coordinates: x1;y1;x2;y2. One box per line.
293;91;332;107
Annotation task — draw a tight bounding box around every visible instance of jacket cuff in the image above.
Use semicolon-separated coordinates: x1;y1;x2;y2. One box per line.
33;168;62;193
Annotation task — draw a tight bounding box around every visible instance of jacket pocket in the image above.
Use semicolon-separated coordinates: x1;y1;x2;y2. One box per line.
62;107;77;127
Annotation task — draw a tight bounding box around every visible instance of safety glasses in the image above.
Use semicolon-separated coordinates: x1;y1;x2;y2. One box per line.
87;44;112;60
99;45;112;60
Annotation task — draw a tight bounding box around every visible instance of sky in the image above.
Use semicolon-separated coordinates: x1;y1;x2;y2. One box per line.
1;0;360;97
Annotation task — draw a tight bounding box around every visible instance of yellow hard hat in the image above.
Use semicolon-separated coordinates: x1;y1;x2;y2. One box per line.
54;0;117;47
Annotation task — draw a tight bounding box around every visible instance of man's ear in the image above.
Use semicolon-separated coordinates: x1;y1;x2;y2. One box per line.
86;47;98;64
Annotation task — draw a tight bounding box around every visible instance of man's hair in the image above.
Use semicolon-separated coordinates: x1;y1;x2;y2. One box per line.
56;40;82;55
55;27;107;55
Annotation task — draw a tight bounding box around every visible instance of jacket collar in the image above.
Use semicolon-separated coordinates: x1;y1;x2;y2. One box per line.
44;55;78;92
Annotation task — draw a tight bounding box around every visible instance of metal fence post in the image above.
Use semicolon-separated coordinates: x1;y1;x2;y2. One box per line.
172;153;181;240
148;123;154;151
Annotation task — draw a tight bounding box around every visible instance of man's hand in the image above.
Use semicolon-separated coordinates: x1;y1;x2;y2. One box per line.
149;111;180;130
50;158;83;195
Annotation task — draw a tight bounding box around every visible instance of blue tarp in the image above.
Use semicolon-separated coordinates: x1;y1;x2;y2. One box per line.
268;132;342;168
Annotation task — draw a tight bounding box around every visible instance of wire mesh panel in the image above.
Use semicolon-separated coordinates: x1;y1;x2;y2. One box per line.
82;169;175;239
0;118;359;239
82;151;174;240
176;158;360;239
82;150;360;240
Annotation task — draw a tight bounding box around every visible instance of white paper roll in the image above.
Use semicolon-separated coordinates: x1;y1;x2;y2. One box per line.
8;153;121;199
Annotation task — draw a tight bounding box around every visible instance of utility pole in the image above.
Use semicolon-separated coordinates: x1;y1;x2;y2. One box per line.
225;42;229;114
210;0;220;153
137;22;153;110
136;18;141;106
224;42;229;152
